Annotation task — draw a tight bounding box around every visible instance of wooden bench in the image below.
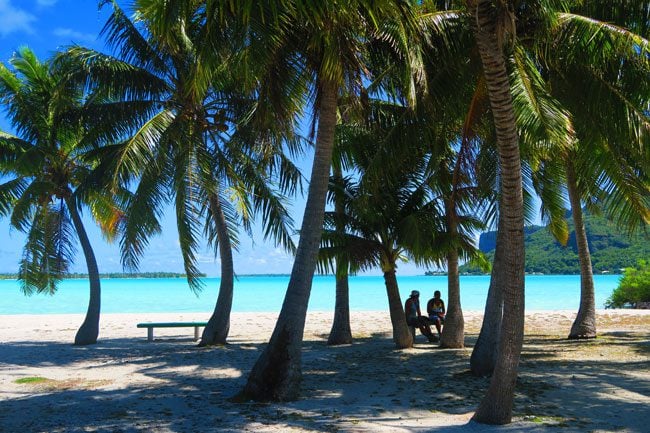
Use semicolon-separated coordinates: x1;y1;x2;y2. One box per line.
136;322;208;342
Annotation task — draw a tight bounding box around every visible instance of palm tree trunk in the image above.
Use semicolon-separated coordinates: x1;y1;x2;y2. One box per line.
328;266;353;345
328;167;352;345
470;0;526;425
440;248;464;348
66;196;101;346
199;193;235;346
240;80;338;401
566;160;597;339
383;268;413;349
440;201;464;348
470;212;505;376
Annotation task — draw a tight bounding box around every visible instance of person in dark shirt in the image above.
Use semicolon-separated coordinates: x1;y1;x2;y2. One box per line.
427;290;446;339
404;290;437;342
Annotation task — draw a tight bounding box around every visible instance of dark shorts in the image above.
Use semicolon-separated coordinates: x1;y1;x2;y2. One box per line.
407;316;431;327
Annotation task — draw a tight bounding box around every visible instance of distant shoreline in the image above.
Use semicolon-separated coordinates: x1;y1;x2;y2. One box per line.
0;272;203;280
0;272;623;280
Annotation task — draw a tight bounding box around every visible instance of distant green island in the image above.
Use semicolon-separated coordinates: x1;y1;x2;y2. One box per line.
445;212;650;275
0;272;204;280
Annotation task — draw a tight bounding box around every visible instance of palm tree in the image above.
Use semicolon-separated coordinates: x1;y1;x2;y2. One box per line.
206;0;420;401
430;147;491;348
542;5;650;339
469;2;650;347
67;1;298;346
325;161;353;346
466;0;527;424
466;2;648;418
424;2;566;378
320;139;448;349
0;47;124;345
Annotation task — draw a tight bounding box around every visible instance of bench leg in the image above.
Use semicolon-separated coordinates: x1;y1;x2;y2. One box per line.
194;326;200;341
147;328;153;342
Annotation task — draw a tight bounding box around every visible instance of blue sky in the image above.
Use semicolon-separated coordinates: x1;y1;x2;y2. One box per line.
0;1;439;277
0;0;314;276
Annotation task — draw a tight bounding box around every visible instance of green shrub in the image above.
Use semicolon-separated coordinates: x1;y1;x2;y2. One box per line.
606;260;650;308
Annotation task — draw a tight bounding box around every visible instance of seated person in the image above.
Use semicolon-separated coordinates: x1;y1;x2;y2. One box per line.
404;290;437;342
427;290;446;339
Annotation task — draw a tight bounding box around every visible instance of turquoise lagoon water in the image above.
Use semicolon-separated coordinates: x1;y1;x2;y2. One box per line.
0;274;621;315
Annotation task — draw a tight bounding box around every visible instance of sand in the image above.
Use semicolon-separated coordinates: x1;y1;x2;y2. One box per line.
1;309;649;432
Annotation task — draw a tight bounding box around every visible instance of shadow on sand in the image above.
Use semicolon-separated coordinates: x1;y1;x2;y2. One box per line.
1;330;648;432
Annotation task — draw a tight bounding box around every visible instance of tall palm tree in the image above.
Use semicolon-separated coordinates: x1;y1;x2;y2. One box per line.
542;4;650;339
417;4;507;350
0;48;124;345
206;0;420;401
467;1;648;420
424;2;566;378
467;0;527;424
469;2;650;347
67;1;299;346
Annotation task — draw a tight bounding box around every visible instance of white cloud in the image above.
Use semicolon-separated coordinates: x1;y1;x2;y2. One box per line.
269;247;291;258
53;27;95;43
0;0;36;36
196;253;216;264
36;0;57;6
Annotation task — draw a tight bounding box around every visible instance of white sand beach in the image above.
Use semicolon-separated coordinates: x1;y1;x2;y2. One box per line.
1;310;649;432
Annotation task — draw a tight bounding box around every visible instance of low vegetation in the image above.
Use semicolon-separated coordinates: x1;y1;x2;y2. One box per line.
606;260;650;308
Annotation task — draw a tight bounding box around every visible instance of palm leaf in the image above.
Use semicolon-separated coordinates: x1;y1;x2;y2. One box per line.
19;201;75;295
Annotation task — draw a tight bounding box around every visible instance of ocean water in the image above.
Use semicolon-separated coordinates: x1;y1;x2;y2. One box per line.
0;274;622;315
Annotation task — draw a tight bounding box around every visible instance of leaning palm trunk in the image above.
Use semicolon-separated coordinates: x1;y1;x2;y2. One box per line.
566;160;597;339
440;249;464;348
240;81;338;401
470;213;505;376
67;196;101;346
383;268;413;348
199;194;235;346
328;168;352;345
471;0;526;425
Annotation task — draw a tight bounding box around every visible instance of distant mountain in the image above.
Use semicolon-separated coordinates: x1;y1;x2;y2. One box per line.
459;212;650;275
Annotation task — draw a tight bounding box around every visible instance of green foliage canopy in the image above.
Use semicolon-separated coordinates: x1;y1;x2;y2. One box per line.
606;260;650;308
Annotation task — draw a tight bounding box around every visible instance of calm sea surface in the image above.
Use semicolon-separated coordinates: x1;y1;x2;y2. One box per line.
0;274;621;315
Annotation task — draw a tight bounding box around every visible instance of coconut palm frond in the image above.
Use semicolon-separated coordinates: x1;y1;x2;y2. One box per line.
203;187;241;256
19;201;75;295
114;109;176;184
119;152;167;272
532;157;570;245
510;45;573;159
0;177;29;216
100;0;169;72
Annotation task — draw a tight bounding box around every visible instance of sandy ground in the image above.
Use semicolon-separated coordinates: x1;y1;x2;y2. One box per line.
1;309;649;433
